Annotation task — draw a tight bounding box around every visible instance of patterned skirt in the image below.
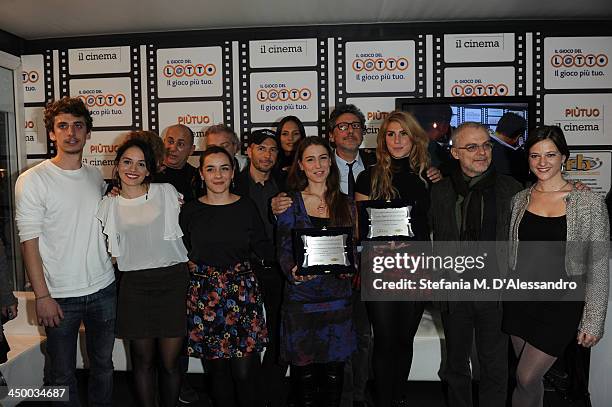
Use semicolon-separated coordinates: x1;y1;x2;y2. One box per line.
186;261;268;359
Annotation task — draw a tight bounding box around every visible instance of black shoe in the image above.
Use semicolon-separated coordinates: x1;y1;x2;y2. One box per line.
178;381;199;404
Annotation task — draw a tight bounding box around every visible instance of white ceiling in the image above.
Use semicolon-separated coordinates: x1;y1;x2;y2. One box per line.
1;0;611;40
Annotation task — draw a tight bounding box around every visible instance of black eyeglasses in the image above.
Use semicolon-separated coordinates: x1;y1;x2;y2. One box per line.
453;141;494;153
334;122;364;132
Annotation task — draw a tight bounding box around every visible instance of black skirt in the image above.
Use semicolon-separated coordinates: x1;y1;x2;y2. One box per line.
117;262;189;339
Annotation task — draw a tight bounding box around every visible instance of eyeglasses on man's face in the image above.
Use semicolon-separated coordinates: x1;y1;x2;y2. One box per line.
454;141;494;153
334;122;364;132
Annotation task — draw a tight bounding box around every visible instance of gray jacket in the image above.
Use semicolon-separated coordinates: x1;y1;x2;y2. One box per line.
509;187;610;337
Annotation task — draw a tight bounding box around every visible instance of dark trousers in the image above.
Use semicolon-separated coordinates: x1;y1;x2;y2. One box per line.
440;301;507;407
341;290;371;406
45;282;116;407
256;264;289;407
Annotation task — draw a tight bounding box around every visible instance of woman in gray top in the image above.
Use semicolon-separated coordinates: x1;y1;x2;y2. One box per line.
504;125;609;407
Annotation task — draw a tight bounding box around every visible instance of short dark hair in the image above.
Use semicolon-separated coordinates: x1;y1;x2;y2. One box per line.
44;97;93;134
524;125;570;158
114;136;157;186
199;145;235;169
204;124;238;148
328;104;366;133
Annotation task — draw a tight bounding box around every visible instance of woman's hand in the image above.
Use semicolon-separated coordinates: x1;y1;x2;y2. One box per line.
291;265;317;283
577;331;600;348
1;303;17;321
187;261;197;273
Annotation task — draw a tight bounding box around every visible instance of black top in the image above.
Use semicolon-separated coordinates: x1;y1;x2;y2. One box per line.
155;163;199;202
179;196;274;267
308;216;330;229
355;156;431;240
491;139;529;185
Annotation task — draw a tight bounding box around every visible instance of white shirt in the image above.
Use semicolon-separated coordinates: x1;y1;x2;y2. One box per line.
334;150;365;195
96;183;188;271
15;160;115;298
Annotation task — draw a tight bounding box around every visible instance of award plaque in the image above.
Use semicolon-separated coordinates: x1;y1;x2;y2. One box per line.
292;227;355;275
358;200;417;241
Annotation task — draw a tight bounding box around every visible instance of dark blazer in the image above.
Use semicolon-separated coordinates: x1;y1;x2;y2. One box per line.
429;173;522;282
359;149;377;169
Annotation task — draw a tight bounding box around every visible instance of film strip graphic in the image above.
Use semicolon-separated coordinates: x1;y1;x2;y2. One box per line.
147;42;233;151
57;46;142;133
435;33;521;98
533;32;544;125
336;36;426;101
21;51;55;159
239;38;327;141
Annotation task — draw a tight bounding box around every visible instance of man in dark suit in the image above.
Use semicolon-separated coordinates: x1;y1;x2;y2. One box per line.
430;122;522;407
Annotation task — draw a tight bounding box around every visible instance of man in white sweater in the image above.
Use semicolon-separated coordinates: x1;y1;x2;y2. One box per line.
15;97;116;406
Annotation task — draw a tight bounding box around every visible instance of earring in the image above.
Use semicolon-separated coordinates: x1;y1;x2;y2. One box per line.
201;178;205;189
561;162;565;172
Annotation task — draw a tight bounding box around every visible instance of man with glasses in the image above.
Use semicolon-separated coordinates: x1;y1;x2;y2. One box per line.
429;122;521;407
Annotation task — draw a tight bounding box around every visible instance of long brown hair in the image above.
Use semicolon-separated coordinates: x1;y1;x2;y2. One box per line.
287;137;353;227
370;111;430;200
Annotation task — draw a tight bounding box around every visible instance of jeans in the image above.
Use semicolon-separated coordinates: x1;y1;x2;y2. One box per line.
45;282;117;407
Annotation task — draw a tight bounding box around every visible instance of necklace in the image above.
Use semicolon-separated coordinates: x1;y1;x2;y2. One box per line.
304;189;327;215
534;180;569;193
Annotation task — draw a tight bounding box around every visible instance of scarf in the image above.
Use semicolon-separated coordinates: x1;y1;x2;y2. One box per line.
450;167;497;241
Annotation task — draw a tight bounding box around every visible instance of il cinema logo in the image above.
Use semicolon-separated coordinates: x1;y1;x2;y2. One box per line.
450;83;509;97
256;88;312;102
162;64;217;78
22;71;40;83
78;93;127;107
351;58;409;72
550;53;608;68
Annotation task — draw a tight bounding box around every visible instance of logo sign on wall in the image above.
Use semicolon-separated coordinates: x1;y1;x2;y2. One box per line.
82;131;128;179
444;33;515;63
346;96;396;149
70;77;133;127
445;67;515;97
564;151;612;195
543;94;612;146
249;39;318;68
68;46;131;74
544;37;611;89
345;41;415;94
157;101;224;151
22;54;45;103
250;71;319;123
157;47;223;98
24;106;47;155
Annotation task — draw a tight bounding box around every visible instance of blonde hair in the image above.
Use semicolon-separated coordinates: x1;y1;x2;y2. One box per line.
370;111;430;200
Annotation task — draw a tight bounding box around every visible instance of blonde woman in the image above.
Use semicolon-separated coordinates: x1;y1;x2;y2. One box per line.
354;111;434;407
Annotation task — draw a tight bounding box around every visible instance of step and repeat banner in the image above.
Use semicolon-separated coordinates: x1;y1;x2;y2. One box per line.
21;24;612;192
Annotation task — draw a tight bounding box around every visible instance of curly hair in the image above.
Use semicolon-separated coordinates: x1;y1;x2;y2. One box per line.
370;111;430;200
44;97;93;134
124;130;166;170
113;136;158;188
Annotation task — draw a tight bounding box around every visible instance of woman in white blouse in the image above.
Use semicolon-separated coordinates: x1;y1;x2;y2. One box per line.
97;134;189;407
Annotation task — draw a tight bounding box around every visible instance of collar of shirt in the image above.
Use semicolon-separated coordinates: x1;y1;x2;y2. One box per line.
490;133;522;151
334;149;365;194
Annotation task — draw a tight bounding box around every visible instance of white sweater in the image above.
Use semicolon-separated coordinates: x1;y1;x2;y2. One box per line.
15;160;115;298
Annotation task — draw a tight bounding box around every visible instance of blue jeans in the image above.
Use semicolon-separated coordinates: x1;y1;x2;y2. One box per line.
45;282;116;407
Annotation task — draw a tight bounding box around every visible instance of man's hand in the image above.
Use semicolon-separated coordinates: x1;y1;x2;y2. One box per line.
573;181;591;192
1;303;17;321
271;192;292;216
108;186;120;197
426;167;442;183
36;297;64;328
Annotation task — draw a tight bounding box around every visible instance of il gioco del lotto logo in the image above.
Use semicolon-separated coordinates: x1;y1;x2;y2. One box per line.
550;53;608;68
256;88;312;102
351;57;410;72
450;82;509;97
162;63;217;77
78;94;127;107
22;71;40;83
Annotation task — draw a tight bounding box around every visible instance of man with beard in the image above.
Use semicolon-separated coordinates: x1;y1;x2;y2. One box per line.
234;129;288;407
